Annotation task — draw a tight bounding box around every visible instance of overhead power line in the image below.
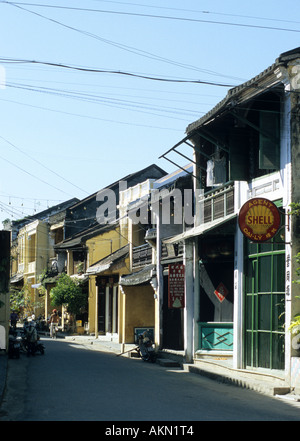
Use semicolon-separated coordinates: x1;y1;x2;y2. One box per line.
91;1;300;25
0;58;236;88
2;1;300;33
0;135;90;196
0;2;249;82
0;152;75;197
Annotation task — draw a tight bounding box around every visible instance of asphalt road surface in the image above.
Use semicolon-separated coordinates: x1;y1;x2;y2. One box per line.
1;336;300;424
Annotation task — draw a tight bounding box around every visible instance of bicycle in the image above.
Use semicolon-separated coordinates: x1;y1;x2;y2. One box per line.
50;323;58;339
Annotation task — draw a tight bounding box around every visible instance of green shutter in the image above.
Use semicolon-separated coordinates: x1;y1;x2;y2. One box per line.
259;111;280;170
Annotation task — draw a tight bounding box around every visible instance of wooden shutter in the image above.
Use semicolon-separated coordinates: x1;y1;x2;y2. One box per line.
229;128;249;181
259;111;280;170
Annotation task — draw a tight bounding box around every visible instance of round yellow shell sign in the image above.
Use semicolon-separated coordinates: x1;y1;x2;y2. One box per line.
238;198;281;242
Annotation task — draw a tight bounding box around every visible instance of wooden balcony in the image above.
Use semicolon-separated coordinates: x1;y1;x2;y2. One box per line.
202;182;234;224
132;244;152;268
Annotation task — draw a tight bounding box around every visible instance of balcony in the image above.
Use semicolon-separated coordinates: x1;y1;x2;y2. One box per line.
27;261;36;274
202;182;234;224
132;244;152;268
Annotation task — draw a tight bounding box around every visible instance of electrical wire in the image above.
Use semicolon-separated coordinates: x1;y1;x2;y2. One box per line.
91;0;300;25
0;2;247;82
0;152;75;197
4;81;203;120
0;58;237;87
0;135;90;196
3;1;300;33
0;96;189;130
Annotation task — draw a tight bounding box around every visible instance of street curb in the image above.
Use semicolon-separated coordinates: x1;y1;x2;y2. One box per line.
182;363;291;397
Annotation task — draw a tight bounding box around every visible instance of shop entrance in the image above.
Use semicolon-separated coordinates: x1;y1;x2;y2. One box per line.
198;235;234;351
162;275;184;350
244;238;285;370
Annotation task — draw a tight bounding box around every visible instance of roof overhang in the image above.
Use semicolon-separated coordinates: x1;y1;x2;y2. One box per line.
86;244;129;275
163;213;237;244
10;273;24;284
119;264;156;286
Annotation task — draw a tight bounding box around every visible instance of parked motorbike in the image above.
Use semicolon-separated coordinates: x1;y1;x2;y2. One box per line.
35;315;48;333
8;331;21;359
137;330;156;363
21;325;45;356
35;336;45;355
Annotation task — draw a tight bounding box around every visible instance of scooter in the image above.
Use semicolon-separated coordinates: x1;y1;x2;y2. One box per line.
20;327;45;356
8;333;21;359
137;330;156;363
35;336;45;355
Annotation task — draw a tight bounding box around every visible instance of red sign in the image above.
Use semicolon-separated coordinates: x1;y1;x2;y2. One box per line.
214;282;228;303
238;198;281;242
168;264;185;308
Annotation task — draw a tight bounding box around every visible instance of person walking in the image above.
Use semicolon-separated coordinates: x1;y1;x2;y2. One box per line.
49;309;59;338
10;311;19;330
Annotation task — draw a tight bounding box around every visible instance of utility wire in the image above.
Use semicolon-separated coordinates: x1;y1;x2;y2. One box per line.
91;0;300;25
0;152;75;197
0;58;236;87
0;2;246;82
5;81;202;118
3;1;300;33
0;135;90;195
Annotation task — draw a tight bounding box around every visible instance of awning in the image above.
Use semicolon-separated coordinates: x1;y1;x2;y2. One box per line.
54;236;83;250
119;264;156;286
10;273;24;284
86;244;129;275
163;213;237;244
70;274;88;283
86;263;111;275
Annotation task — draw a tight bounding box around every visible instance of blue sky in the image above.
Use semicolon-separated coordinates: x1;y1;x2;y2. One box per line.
0;0;299;226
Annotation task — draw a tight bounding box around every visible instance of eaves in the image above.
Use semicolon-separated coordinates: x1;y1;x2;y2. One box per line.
186;62;282;135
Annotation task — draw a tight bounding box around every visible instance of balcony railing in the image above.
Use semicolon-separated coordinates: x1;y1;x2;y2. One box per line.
202;182;234;224
198;322;233;351
132;244;152;268
27;261;36;274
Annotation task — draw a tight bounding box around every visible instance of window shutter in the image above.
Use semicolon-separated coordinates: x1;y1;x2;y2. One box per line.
229;128;249;181
259;111;280;170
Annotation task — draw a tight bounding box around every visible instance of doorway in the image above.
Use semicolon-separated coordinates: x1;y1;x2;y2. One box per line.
244;238;285;370
162;275;184;350
97;276;118;335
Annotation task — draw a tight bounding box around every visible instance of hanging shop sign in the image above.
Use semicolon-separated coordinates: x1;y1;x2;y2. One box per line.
168;264;185;308
238;197;281;242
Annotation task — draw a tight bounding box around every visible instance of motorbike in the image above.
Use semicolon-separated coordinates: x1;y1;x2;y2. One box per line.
136;330;156;363
8;331;21;359
20;326;45;356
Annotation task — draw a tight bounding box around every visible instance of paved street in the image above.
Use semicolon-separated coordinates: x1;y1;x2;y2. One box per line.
1;336;300;423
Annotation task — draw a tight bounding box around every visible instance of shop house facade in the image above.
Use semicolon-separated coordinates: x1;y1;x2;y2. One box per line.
161;47;300;387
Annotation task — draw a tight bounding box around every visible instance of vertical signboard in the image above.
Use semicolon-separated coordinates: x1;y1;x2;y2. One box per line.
168;263;185;308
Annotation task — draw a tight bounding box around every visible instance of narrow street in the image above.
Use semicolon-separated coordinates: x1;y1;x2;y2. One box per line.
1;336;300;424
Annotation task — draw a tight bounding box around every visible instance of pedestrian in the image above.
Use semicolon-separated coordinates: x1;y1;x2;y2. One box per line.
49;309;59;338
10;310;19;330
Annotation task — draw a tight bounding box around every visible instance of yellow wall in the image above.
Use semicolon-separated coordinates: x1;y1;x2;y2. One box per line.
86;227;129;335
16;220;49;317
87;227;127;267
121;284;155;343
